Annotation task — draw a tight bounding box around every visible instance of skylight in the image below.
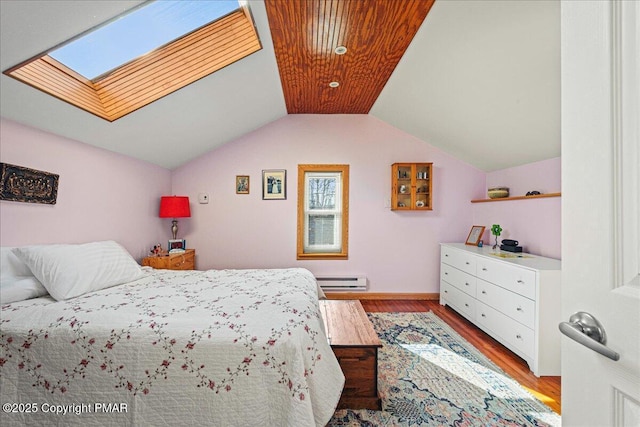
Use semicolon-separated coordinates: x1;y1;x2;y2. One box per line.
4;0;261;121
49;0;240;80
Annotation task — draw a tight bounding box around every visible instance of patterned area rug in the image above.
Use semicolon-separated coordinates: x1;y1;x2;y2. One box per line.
328;312;561;426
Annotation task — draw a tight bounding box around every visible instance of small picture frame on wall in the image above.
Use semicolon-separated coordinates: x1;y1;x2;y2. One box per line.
168;239;186;253
262;169;286;200
236;175;250;194
465;225;485;246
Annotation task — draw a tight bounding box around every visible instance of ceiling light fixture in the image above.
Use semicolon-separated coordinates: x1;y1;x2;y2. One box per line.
329;81;340;88
334;46;347;55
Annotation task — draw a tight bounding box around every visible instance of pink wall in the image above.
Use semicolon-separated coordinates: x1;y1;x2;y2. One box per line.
486;157;561;197
473;157;561;259
0;118;171;261
172;115;486;294
0;116;561;290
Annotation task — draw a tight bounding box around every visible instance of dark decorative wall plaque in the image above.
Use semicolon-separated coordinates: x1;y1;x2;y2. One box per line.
0;163;59;204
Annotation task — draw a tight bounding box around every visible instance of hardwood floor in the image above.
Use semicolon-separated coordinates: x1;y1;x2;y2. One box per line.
359;299;561;414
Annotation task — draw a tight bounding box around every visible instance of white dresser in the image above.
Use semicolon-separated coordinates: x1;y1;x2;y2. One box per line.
439;243;561;376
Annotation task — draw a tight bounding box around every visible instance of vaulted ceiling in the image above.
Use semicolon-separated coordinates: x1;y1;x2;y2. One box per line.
0;0;560;171
265;0;435;113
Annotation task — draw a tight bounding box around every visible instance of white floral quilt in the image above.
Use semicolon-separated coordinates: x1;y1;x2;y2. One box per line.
0;268;344;426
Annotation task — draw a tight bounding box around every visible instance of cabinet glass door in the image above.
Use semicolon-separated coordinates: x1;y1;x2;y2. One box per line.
395;164;412;209
391;163;432;211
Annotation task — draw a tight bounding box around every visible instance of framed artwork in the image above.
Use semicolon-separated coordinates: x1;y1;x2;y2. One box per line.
465;225;485;246
236;175;250;194
168;239;186;252
262;169;286;200
0;162;59;204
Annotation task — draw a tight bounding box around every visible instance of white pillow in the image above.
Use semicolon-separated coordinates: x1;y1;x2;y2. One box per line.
1;246;34;278
1;277;49;304
13;241;144;301
1;247;48;303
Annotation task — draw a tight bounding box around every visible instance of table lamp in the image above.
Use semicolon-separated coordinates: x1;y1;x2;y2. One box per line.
159;196;191;239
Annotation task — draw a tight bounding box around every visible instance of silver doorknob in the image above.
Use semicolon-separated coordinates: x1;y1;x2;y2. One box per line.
559;311;620;361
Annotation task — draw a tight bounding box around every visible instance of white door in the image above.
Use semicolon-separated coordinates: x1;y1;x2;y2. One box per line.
561;1;640;426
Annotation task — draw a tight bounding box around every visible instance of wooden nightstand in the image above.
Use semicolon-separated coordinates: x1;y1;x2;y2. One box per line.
319;299;382;410
142;249;195;270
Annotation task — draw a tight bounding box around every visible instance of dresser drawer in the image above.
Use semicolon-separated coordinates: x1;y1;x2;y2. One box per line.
477;279;535;329
441;263;476;296
441;281;475;320
476;301;535;359
441;246;476;275
476;257;536;299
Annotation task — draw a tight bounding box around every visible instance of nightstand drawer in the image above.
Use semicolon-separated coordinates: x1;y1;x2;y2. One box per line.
168;251;194;270
142;249;195;270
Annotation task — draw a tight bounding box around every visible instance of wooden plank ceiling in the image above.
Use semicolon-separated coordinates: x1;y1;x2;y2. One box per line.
265;0;436;114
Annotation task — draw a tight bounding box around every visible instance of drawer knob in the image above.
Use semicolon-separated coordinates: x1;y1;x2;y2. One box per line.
444;272;448;275
516;334;522;340
516;306;523;312
465;261;470;265
517;280;525;284
464;303;469;307
481;313;486;318
444;290;448;293
465;282;470;286
481;290;487;294
482;267;488;271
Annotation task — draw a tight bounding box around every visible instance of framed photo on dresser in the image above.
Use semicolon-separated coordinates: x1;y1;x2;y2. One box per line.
465;225;485;246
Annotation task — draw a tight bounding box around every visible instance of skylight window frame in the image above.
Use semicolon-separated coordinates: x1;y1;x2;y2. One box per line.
52;1;242;83
3;2;261;122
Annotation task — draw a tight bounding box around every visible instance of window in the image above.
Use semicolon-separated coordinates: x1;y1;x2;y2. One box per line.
49;1;241;80
3;1;261;122
297;164;349;259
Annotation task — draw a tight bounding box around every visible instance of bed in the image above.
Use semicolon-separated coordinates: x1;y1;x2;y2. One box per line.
0;241;344;426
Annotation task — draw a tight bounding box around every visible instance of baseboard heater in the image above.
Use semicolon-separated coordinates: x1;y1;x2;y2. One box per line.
316;276;367;292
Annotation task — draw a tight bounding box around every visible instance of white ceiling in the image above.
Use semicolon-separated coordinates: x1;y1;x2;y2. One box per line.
0;0;560;172
371;0;560;171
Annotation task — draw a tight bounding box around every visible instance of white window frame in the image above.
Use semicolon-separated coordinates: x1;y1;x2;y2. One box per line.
303;171;342;253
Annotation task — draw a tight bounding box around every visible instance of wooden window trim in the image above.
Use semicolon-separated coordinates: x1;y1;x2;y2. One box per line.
2;7;261;122
297;164;349;260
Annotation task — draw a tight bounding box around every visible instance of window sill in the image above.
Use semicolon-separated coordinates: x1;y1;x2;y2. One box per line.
297;253;348;260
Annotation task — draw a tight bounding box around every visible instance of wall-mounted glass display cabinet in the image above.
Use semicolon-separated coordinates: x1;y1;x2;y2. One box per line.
391;162;433;211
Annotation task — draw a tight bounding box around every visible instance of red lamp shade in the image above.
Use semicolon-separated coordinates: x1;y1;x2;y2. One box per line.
159;196;191;218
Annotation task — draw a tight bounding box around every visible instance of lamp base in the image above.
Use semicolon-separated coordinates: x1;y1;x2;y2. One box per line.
171;220;178;240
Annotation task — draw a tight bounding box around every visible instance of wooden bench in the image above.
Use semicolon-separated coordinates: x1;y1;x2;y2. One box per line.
319;300;382;410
